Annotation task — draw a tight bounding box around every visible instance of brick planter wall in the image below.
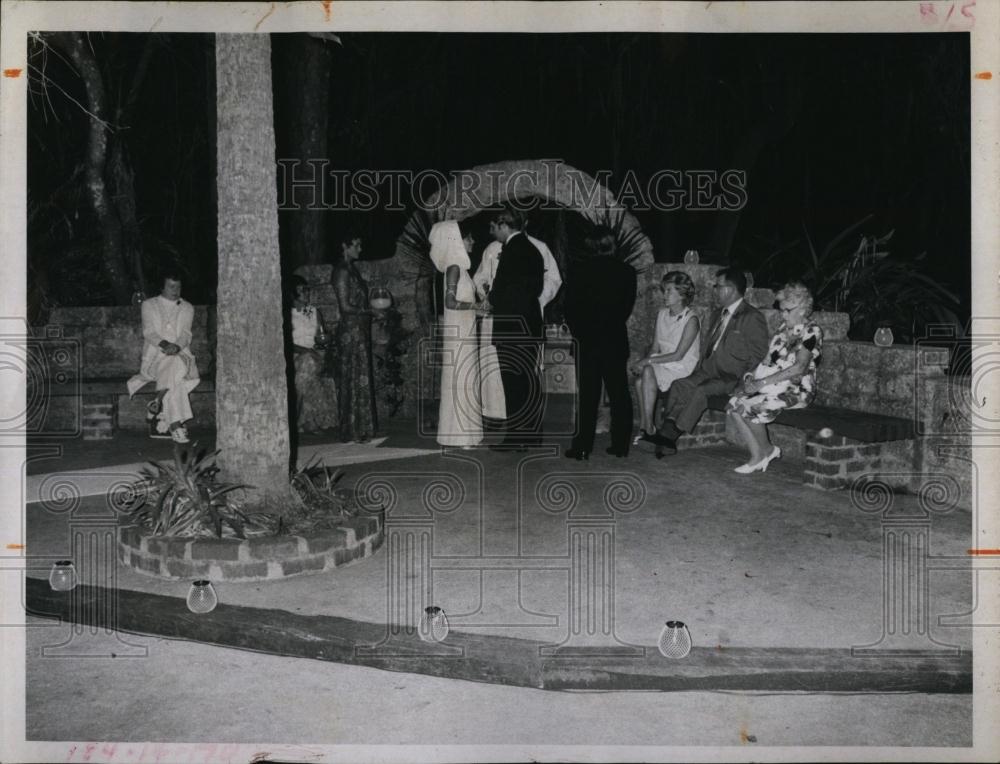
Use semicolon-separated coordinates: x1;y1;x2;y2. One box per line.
677;409;728;449
81;399;116;440
803;434;917;491
117;512;384;582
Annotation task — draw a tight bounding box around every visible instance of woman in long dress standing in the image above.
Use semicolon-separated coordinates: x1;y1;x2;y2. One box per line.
429;220;485;448
332;233;378;443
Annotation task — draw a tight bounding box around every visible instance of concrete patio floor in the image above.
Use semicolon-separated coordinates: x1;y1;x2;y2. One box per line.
20;412;977;748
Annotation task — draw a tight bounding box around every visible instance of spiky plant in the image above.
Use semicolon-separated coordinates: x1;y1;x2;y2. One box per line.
129;444;261;538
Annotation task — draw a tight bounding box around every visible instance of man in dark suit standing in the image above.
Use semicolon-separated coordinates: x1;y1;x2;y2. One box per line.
564;226;637;459
647;267;769;453
486;206;545;451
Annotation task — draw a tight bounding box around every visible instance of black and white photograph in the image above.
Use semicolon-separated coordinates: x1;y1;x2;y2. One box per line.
1;1;998;761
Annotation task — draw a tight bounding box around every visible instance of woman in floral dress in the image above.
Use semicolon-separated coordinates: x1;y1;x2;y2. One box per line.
332;233;378;443
727;282;822;474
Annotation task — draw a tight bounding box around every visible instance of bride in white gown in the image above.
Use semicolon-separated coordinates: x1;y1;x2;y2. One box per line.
429;220;487;447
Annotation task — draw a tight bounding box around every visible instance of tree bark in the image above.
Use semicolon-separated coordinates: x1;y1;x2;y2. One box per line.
274;35;331;268
48;32;131;304
215;34;292;510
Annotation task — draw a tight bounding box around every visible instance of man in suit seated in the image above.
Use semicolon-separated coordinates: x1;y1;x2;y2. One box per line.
485;206;545;451
644;267;769;454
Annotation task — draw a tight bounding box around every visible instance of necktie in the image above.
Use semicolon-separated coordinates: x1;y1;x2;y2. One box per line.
707;308;729;356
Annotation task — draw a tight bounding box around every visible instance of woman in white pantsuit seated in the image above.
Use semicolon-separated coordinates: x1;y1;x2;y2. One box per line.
127;273;200;444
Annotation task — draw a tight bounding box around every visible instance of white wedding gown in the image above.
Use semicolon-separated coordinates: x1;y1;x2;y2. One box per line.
437;267;484;446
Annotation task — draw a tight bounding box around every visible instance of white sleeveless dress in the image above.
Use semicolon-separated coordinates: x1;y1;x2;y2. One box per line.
651;307;700;392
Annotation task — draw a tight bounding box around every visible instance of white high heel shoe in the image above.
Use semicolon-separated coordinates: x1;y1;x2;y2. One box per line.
734;446;781;474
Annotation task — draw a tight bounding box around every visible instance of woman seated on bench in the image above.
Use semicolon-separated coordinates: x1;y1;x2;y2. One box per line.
633;271;700;445
727;281;822;474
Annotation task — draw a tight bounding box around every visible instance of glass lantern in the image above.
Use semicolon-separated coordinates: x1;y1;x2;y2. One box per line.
49;560;78;592
314;326;329;349
418;606;450;643
186;580;218;614
874;326;894;347
657;620;692;659
369;284;393;311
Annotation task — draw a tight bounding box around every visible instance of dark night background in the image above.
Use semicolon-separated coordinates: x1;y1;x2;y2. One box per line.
28;31;969;344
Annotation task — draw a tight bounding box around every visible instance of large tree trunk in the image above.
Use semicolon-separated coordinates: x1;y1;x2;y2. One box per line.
274;35;331;268
48;33;131;304
215;34;292;510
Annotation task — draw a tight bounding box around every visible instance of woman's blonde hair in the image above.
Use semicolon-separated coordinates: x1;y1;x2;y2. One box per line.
778;281;814;315
661;271;696;306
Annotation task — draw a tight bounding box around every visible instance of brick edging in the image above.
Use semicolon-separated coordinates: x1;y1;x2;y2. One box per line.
117;512;384;582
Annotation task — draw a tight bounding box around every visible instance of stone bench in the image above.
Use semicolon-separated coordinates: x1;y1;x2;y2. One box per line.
659;393;918;492
45;377;216;440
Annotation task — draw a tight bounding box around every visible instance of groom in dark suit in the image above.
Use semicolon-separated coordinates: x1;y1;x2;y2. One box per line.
648;267;769;453
486;206;545;451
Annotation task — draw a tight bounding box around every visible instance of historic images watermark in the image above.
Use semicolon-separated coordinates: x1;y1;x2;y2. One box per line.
914;322;1000;436
277;158;748;214
352;458;648;658
849;471;989;656
13;471;149;658
416;321;578;441
0;319;81;439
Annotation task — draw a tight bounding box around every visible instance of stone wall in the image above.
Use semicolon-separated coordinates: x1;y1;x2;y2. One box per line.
45;305;216;378
910;373;975;508
294;262;423;422
817;341;948;419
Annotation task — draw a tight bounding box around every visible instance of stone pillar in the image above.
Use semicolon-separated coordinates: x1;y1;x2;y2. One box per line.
42;492;146;658
852;477;960;656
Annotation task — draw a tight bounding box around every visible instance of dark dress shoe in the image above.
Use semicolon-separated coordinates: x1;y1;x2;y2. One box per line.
653;439;678;459
605;447;628;457
647;431;677;450
564;448;590;460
